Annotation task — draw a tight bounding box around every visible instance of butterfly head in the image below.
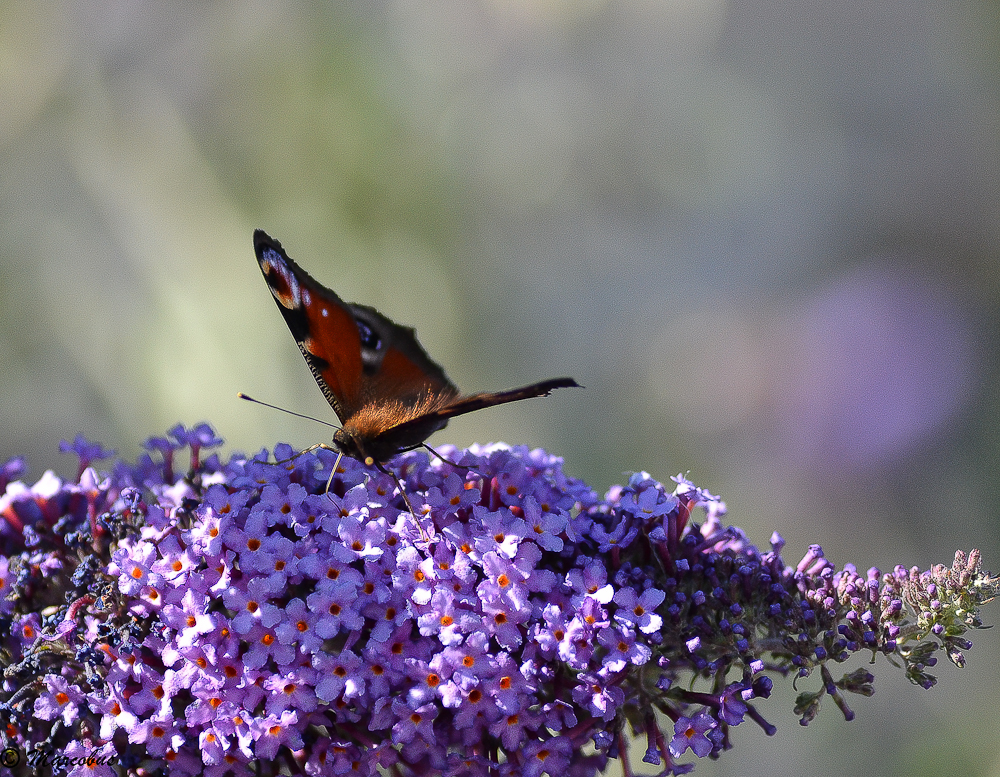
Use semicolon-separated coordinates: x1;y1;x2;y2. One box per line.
331;426;374;467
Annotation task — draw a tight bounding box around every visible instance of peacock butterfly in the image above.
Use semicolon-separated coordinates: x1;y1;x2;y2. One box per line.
252;230;579;472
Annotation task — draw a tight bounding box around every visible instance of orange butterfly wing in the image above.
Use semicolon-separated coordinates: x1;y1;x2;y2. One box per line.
254;230;456;426
254;231;366;421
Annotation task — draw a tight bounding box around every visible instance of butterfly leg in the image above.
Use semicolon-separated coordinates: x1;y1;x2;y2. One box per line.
422;443;471;471
375;461;432;543
267;442;347;499
271;442;335;465
323;451;347;496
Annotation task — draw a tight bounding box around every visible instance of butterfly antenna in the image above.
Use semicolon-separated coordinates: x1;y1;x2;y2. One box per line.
237;392;340;430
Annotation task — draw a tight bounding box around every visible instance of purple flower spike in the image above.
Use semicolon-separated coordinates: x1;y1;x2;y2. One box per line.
0;432;996;777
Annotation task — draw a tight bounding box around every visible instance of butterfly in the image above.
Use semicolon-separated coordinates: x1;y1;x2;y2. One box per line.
251;230;579;475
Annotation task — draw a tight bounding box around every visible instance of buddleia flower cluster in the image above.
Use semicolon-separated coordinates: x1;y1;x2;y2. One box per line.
0;425;996;776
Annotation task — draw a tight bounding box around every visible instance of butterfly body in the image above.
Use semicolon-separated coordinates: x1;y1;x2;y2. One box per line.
253;230;578;469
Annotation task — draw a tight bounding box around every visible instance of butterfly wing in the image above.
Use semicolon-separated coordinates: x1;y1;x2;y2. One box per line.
344;302;457;402
368;377;580;455
254;230;457;425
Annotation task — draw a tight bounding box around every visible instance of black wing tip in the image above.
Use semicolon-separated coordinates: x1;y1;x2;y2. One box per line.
543;377;582;392
517;377;582;396
253;229;282;253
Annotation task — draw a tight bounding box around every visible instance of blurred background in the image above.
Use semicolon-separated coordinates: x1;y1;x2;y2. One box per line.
2;0;999;774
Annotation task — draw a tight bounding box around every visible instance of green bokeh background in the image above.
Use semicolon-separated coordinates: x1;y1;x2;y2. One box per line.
2;2;999;775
